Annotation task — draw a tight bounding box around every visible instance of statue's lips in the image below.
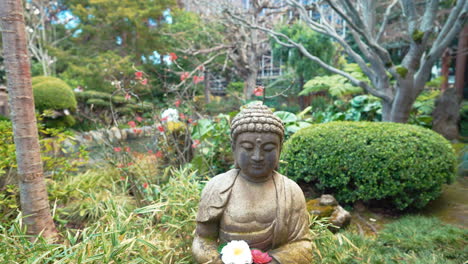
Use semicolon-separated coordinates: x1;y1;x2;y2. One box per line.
250;164;264;169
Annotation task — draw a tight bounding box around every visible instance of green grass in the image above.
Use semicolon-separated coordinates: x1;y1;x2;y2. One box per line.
0;166;466;263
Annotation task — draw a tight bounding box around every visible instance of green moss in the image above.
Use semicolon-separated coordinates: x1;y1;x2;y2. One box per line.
86;98;111;107
75;90;112;102
280;121;456;210
32;78;77;112
396;66;408;78
412;30;424;43
32;76;70;87
307;199;335;217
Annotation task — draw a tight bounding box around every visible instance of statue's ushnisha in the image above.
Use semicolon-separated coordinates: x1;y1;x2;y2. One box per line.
193;104;312;264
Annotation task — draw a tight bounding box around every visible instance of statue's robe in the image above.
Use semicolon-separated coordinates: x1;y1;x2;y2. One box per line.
193;169;313;263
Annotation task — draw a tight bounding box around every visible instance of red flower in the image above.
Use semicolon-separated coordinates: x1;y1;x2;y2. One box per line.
188;118;194;124
169;52;178;61
136;116;143;122
251;249;272;264
140;78;148;85
192;139;200;148
128;121;136;128
253;86;264;97
179;113;186;120
127;162;134;166
155;151;163;158
114;147;122;152
180;72;189;81
135;71;143;79
143;182;149;189
125;147;131;152
157;125;165;132
193;76;204;84
125;93;131;101
133;128;143;134
197;65;205;71
120;176;125;180
174;99;181;107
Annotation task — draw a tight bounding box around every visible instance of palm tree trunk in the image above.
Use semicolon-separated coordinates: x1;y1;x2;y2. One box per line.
0;0;57;239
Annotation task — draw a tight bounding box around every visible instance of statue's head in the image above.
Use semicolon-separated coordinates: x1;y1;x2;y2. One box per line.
231;104;285;180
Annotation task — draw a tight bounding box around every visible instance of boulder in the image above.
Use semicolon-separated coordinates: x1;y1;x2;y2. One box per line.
307;194;351;232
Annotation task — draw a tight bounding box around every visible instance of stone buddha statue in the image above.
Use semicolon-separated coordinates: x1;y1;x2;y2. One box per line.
192;104;313;263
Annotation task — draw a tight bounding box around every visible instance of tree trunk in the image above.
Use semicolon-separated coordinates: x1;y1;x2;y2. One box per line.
0;0;58;239
243;70;258;100
441;48;451;92
455;25;468;97
389;82;419;123
432;88;460;140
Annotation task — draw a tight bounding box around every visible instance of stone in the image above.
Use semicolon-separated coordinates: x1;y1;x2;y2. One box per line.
193;104;312;264
110;127;122;141
330;205;351;229
319;194;338;206
307;194;351;232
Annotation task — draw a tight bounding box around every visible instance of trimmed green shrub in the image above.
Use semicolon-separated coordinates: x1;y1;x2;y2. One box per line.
86;98;111;107
32;76;77;112
280;121;456;210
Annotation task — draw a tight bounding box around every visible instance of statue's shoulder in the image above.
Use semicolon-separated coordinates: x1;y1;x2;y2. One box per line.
197;169;239;222
275;171;303;192
202;169;239;194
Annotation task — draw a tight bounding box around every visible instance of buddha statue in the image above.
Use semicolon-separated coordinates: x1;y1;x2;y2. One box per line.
192;104;313;263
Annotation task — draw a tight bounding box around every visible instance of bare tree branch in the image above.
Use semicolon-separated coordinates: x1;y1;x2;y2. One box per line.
377;0;399;42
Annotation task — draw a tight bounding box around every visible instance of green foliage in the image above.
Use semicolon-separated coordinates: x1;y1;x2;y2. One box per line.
191;114;233;176
0;167;201;263
311;95;382;123
273;107;313;139
0;121;15;179
281;121;456;210
32;76;77;112
301;64;366;97
227;82;244;94
460;101;468;138
272;21;335;82
314;216;467;263
409;90;441;128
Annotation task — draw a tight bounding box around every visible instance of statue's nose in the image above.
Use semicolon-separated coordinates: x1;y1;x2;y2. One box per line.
251;148;264;161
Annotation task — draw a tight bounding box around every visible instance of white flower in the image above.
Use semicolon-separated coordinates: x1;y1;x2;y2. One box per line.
221;240;252;264
161;108;179;122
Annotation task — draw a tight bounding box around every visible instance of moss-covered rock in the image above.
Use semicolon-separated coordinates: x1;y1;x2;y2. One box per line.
281;121;456;210
32;76;77;112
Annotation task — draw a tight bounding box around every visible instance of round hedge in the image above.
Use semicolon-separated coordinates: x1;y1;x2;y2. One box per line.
32;76;77;112
280;121;456;210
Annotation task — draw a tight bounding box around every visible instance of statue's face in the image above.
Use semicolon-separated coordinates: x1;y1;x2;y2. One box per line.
234;132;281;180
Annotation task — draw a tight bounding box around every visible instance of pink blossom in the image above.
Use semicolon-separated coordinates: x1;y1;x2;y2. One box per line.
128;121;136;128
135;71;143;79
174;99;181;107
155;151;163;158
125;93;132;101
114;147;122;152
180;72;189;81
125;147;131;152
169;52;178;61
140;78;148;85
253;86;264;97
193;76;204;84
251;249;272;264
192;139;200;148
136;116;143;122
179;113;186;120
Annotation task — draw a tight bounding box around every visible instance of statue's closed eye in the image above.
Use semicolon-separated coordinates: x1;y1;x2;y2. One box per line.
241;142;254;150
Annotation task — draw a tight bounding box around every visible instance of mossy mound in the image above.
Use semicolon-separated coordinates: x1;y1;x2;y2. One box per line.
32;76;77;112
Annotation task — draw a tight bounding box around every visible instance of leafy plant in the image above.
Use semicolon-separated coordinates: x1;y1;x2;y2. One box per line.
281;121;456;210
300;64;366;97
273;107;313;139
